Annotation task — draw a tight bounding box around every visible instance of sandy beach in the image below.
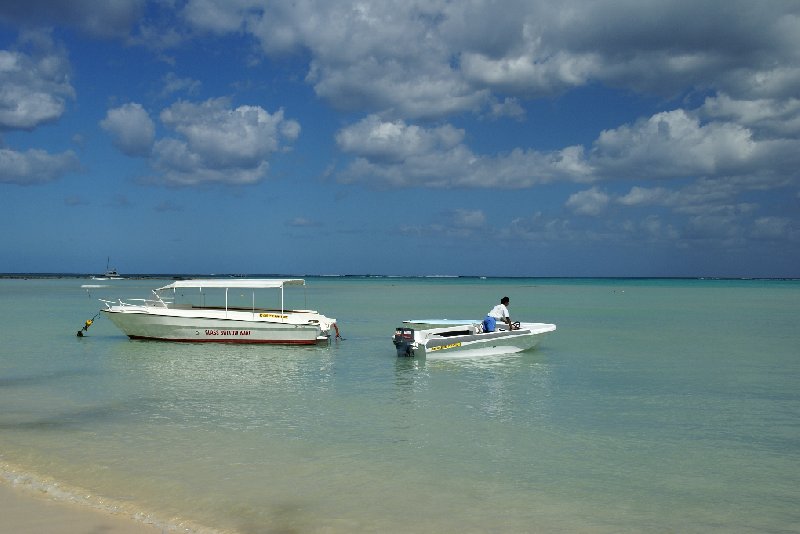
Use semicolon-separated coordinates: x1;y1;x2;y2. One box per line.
0;480;162;534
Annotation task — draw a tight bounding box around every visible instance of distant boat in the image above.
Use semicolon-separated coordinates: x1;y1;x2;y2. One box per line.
92;258;123;280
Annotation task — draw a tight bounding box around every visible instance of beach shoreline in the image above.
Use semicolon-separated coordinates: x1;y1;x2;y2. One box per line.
0;478;164;534
0;459;228;533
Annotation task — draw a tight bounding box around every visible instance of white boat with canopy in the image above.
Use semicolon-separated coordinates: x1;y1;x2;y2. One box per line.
393;319;555;358
101;278;339;344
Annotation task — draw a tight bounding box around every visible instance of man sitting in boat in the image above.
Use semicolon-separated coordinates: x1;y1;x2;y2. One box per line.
483;296;515;332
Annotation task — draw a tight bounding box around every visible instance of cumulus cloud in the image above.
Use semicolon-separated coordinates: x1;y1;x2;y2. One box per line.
0;148;79;185
0;31;74;130
617;179;779;217
336;115;464;163
487;97;526;121
150;98;300;185
100;103;155;157
185;1;489;119
335;106;798;191
566;187;610;216
172;1;800;119
701;93;800;137
181;0;252;34
546;178;799;246
335;115;592;188
617;186;674;207
332;104;800;237
591;109;760;180
461;48;597;97
15;1;793;126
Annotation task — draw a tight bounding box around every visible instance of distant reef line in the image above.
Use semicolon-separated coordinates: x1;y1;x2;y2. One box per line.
1;273;797;281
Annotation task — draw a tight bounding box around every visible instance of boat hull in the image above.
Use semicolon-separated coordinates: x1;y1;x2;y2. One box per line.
394;322;555;358
102;310;326;344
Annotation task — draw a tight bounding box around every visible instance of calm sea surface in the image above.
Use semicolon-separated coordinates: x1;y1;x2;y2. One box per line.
1;277;798;533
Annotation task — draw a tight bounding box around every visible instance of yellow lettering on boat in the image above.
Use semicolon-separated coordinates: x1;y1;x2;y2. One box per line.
260;313;288;319
430;342;461;351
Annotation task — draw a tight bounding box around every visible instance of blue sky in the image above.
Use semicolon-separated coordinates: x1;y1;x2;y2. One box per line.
1;1;798;277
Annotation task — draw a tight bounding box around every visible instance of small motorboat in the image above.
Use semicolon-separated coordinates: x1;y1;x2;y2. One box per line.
392;319;555;358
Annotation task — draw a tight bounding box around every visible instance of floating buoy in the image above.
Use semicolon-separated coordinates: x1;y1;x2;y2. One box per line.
77;312;100;337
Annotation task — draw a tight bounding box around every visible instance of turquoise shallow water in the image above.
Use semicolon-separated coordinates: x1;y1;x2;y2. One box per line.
1;277;799;533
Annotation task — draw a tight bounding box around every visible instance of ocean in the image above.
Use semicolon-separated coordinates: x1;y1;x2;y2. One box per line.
1;276;798;533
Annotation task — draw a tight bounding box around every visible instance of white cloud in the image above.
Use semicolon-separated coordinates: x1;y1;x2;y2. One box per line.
592;109;758;180
336;115;463;163
333;99;800;206
100;103;155;157
702;93;800;136
0;31;74;130
616;179;778;218
150;98;300;186
487;97;526;120
187;1;489;119
0;148;79;185
617;186;673;207
172;1;800;119
566;187;610;216
335;115;592;188
7;1;791;125
461;49;598;96
181;0;253;34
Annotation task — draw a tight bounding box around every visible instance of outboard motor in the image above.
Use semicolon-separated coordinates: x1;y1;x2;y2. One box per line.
393;327;415;357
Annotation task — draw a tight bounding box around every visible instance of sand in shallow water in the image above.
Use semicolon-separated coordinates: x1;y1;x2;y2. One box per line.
0;481;162;534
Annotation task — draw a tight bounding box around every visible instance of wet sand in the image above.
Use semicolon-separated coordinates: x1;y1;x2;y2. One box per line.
0;480;163;534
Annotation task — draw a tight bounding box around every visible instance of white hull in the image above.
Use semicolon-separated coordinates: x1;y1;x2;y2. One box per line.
394;321;555;358
103;309;327;344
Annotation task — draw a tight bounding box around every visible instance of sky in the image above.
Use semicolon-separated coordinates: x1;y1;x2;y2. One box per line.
1;1;798;277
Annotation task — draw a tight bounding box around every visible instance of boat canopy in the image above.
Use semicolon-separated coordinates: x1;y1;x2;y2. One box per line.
156;279;306;291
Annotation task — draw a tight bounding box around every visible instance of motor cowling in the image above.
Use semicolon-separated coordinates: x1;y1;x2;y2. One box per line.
393;327;415;357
